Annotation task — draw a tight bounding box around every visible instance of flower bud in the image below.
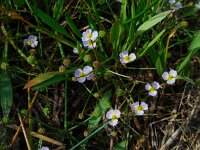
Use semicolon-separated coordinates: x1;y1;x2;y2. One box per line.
1;62;9;70
99;30;106;37
84;54;92;62
43;107;51;116
59;65;65;72
180;21;188;28
63;58;71;67
27;55;36;66
93;61;101;68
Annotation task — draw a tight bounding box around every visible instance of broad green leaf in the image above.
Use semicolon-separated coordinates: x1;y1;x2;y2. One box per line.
64;11;82;38
176;75;195;85
24;71;63;89
110;20;124;56
114;140;126;150
53;0;64;21
137;10;171;32
0;74;13;118
32;7;74;40
138;29;165;58
188;30;200;51
88;90;112;132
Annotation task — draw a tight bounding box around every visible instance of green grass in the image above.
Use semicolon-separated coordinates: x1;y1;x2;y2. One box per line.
0;0;200;149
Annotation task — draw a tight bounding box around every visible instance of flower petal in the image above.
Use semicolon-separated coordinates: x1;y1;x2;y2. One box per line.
119;51;128;57
167;78;176;84
109;119;118;127
141;102;148;110
162;72;169;80
145;83;151;91
83;66;93;74
131;102;139;110
74;69;82;77
113;109;121;118
152;81;160;89
77;77;86;83
135;110;144;116
129;53;136;61
169;69;177;77
149;90;157;96
106;110;114;119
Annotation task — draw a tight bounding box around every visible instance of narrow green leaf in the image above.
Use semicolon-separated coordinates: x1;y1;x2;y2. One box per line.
88;90;112;132
138;29;165;58
53;0;64;21
137;10;171;32
110;20;124;56
156;57;164;77
176;75;195;85
188;30;200;51
32;7;74;40
177;49;199;73
64;11;82;38
0;74;13;118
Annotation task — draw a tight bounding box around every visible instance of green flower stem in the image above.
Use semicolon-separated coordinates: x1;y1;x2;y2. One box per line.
69;122;108;150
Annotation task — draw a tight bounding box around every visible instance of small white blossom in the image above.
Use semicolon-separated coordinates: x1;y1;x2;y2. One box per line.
119;51;136;64
145;81;160;97
169;0;182;11
82;29;98;42
83;40;96;49
162;69;177;85
74;66;94;83
131;102;148;116
73;48;78;54
24;35;38;48
38;147;49;150
196;1;200;9
106;109;121;127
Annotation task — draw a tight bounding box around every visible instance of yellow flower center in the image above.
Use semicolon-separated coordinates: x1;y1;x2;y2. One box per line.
124;55;130;61
150;86;156;92
87;33;92;39
88;40;93;46
111;114;118;120
167;74;174;80
80;72;86;77
28;40;34;45
136;105;143;111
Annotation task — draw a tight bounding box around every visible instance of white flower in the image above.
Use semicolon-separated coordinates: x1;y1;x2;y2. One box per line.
82;29;98;42
162;69;177;85
38;147;49;150
131;102;148;116
169;0;182;11
145;81;160;97
106;109;121;127
196;1;200;9
24;35;38;48
73;48;78;54
83;40;96;49
74;66;94;83
119;51;136;64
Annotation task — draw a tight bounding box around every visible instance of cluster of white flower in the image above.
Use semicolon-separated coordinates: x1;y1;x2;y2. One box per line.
82;29;98;49
145;69;177;97
106;101;148;126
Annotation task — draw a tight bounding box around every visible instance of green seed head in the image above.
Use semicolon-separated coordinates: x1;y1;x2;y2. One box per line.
1;62;9;70
99;30;106;37
84;54;92;62
27;55;36;66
